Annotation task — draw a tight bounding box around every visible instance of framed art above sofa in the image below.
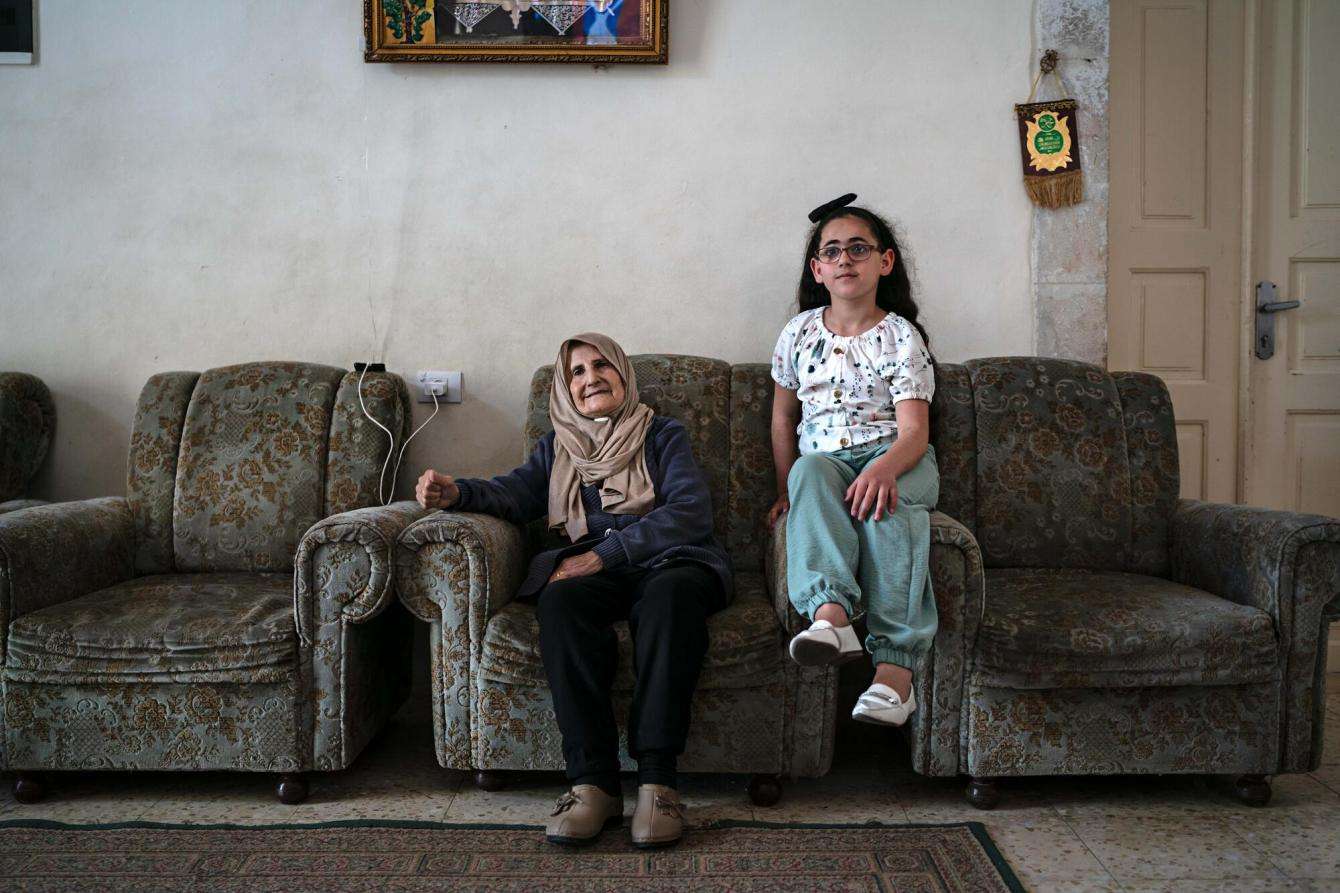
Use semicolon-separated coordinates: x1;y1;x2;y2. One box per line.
364;0;668;64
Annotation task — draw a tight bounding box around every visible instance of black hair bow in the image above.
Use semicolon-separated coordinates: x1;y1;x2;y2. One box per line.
807;193;858;223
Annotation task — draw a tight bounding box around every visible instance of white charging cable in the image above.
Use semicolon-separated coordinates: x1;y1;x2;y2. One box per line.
358;366;440;506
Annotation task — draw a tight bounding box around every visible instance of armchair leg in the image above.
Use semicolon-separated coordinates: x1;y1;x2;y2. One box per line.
13;772;45;804
1232;774;1271;807
965;776;1000;810
474;770;507;792
276;773;309;805
748;774;783;807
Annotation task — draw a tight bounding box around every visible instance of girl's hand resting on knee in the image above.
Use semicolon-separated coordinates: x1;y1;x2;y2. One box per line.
415;469;460;510
846;457;899;521
548;551;603;584
767;494;790;530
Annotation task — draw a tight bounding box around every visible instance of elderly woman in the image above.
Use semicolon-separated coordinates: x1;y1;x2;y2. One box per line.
415;333;731;849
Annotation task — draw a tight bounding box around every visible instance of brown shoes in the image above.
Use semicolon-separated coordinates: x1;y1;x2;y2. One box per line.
631;783;685;849
545;784;624;846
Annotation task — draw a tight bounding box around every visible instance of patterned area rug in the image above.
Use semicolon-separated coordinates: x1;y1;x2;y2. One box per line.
0;819;1024;892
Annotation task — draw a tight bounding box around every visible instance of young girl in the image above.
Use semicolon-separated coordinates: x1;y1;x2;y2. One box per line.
768;194;938;727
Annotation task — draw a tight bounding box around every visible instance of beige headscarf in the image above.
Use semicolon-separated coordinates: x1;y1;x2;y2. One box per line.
548;333;657;542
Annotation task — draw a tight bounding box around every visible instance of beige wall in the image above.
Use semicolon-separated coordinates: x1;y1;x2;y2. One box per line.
1;1;1035;500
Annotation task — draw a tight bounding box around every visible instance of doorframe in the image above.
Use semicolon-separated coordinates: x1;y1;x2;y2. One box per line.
1236;0;1258;507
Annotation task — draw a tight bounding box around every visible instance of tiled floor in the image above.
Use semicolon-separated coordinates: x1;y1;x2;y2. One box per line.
3;676;1340;892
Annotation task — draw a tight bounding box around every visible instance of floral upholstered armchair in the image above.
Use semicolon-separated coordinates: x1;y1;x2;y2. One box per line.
0;362;425;804
0;372;56;515
395;356;842;805
920;357;1340;808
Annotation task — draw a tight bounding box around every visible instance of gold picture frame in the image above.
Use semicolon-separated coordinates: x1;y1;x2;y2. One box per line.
364;0;668;64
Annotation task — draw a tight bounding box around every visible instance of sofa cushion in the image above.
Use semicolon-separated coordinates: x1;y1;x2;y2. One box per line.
6;573;295;678
171;362;346;574
479;572;782;691
974;569;1278;689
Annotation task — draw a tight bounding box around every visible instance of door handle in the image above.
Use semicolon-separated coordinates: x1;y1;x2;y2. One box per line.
1255;281;1301;360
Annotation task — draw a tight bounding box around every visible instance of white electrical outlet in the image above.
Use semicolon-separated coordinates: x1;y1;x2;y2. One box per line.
416;370;462;404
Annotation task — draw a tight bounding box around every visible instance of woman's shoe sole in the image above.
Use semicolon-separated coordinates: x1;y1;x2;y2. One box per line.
633;835;683;850
545;814;623;846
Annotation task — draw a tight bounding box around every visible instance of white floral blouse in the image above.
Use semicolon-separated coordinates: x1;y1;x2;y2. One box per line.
771;308;935;456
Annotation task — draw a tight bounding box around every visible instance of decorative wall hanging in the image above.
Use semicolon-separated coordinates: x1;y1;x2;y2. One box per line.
1014;49;1084;207
364;0;667;64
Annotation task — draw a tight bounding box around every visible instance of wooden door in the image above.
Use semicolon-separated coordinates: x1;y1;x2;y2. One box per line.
1245;0;1340;668
1244;0;1340;516
1109;0;1246;503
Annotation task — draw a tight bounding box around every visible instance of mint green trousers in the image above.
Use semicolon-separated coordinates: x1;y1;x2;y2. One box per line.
785;441;939;669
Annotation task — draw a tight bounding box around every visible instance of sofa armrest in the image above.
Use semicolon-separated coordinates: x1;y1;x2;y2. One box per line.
912;511;986;776
293;500;430;644
1171;498;1340;619
764;521;805;636
394;510;528;771
1172;498;1340;771
0;497;135;661
395;511;529;626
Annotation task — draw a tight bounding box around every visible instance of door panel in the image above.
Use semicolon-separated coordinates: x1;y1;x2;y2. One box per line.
1110;0;1245;502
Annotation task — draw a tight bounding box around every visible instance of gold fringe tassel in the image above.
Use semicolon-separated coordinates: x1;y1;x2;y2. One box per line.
1023;169;1084;208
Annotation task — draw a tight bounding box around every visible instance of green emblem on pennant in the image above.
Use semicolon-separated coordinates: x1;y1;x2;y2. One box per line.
1034;129;1064;154
1038;114;1056;131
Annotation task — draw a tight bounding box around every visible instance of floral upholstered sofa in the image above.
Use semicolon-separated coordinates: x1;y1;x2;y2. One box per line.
0;372;56;515
916;357;1340;808
395;354;987;805
0;362;424;803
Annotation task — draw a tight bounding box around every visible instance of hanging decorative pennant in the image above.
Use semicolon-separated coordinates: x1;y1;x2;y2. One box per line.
1014;50;1084;208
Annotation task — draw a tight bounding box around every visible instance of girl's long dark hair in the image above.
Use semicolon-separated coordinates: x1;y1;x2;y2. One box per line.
796;206;932;353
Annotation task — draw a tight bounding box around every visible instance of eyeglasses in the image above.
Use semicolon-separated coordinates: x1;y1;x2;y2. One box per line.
814;243;878;264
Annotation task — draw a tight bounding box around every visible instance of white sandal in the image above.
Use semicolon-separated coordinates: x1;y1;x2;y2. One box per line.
852;682;916;726
788;619;864;667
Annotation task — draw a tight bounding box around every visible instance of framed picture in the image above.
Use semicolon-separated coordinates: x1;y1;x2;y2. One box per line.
364;0;667;64
0;0;34;65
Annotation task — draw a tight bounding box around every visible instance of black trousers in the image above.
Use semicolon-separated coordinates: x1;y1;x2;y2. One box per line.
535;562;726;791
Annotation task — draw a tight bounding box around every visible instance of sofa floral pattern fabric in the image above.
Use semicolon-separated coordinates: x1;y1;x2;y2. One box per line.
968;358;1138;571
0;372;55;508
0;362;418;777
7;573;295;678
974;568;1277;690
172;363;346;574
127;372;199;574
966;682;1278;777
1171;499;1340;772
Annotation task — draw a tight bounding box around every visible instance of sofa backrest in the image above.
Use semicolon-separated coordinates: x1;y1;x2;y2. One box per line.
931;357;1179;575
0;372;56;503
127;362;409;575
524;355;732;549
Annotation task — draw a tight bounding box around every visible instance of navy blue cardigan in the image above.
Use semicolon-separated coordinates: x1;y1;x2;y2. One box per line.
452;416;733;601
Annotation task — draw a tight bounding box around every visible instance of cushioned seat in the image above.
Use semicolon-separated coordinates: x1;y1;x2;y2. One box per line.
7;573;295;678
974;568;1278;690
479;572;782;691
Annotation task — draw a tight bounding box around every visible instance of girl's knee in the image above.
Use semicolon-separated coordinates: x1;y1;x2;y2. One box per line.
787;453;845;493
